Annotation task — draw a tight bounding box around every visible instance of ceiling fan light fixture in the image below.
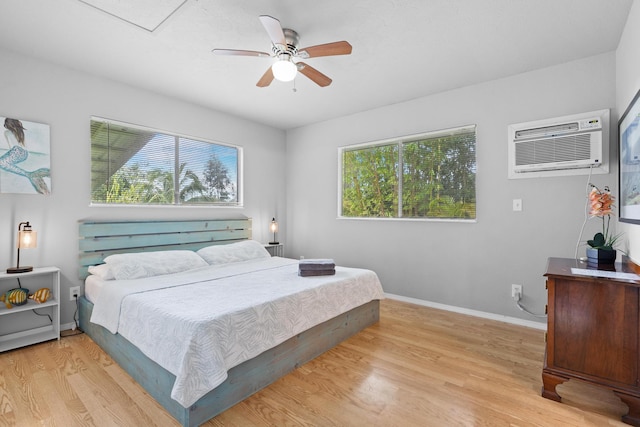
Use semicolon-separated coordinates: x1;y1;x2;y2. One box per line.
272;59;297;82
215;15;351;87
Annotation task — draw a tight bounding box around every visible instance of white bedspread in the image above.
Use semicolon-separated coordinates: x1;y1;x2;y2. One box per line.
89;257;384;408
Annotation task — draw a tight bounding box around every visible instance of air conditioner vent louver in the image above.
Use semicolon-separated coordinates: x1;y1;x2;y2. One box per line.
515;134;592;166
508;110;608;178
514;122;579;140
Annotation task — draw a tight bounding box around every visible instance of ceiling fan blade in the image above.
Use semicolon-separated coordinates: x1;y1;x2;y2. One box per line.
212;48;271;57
256;66;274;87
259;15;286;46
297;62;332;87
298;41;352;59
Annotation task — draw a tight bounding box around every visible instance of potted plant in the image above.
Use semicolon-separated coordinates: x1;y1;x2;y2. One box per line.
586;184;622;264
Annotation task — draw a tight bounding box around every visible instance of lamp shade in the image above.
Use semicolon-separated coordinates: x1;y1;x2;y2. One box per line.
18;229;37;249
272;60;297;82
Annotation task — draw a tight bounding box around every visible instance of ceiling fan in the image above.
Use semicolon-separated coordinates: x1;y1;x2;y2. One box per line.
212;15;352;88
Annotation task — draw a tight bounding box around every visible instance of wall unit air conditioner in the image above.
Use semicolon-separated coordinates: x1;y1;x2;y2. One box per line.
508;109;609;179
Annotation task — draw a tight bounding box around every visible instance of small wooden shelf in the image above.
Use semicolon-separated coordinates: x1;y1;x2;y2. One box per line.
0;326;59;352
0;297;58;316
0;266;60;352
264;243;284;257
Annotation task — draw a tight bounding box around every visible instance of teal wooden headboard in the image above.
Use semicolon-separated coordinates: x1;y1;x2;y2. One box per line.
78;218;252;279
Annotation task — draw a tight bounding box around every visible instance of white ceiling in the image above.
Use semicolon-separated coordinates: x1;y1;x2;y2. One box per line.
0;0;633;130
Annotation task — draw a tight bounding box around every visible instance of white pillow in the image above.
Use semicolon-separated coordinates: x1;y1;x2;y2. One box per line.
87;263;115;280
104;250;208;280
197;240;271;265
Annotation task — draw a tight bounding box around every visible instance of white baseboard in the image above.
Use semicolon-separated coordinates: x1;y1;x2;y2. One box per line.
384;293;547;331
61;321;79;332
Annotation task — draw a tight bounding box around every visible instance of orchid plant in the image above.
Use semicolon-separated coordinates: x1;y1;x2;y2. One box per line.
587;184;621;251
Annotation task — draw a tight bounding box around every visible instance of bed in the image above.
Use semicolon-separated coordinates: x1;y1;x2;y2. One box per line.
77;218;383;426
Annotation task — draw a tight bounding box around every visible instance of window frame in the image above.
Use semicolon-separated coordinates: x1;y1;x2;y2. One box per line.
90;116;243;208
337;125;477;222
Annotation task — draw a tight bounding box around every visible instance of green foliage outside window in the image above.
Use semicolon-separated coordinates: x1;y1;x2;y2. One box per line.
342;144;399;217
341;126;476;219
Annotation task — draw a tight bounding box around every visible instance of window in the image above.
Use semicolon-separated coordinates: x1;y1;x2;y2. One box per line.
90;117;241;206
340;125;476;220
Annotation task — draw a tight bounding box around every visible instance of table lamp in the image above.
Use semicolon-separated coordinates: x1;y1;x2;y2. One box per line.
7;221;37;274
269;218;279;245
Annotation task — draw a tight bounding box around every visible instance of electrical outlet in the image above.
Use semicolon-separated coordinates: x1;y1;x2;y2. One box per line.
513;199;523;211
511;284;522;301
70;286;80;301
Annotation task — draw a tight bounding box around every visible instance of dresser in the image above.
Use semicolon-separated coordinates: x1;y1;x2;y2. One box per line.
542;257;640;426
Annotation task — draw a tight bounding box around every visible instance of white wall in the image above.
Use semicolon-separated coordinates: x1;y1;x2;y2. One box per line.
2;12;632;329
285;52;617;325
617;0;640;264
0;47;286;325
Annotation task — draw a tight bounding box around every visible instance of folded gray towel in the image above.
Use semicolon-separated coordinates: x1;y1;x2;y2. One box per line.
299;258;336;271
299;268;336;277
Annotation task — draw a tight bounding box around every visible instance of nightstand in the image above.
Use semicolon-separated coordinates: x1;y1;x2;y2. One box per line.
0;267;60;352
264;243;284;257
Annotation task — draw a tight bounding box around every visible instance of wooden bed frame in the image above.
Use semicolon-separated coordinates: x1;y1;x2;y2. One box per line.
78;219;380;426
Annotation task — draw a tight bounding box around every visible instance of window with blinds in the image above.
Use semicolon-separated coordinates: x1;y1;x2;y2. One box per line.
340;125;476;220
90;117;241;206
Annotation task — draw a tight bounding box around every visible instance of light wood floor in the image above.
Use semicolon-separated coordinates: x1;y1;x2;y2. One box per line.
0;299;630;426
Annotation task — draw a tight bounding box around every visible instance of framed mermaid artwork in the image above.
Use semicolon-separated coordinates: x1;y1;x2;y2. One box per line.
0;117;51;195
